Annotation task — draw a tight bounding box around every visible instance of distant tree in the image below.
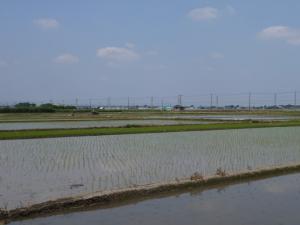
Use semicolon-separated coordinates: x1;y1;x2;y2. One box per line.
15;102;36;108
0;102;76;113
40;103;56;108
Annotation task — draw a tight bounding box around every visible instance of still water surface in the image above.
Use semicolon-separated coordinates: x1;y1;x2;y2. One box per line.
8;173;300;225
151;114;298;121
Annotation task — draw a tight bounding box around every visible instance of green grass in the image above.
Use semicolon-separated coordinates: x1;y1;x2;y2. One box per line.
1;120;300;140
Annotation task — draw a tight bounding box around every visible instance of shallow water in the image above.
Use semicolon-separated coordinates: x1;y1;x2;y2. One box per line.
8;173;300;225
1;127;300;209
0;120;209;131
151;114;298;121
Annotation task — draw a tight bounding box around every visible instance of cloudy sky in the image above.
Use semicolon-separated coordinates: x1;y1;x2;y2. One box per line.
1;0;300;103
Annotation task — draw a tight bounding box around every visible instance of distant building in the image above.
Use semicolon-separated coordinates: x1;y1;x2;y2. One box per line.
161;106;172;111
173;105;185;111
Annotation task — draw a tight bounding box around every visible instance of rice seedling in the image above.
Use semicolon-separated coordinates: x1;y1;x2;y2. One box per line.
0;126;300;210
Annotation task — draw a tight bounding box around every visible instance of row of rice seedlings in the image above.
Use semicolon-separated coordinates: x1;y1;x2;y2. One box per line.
0;127;300;209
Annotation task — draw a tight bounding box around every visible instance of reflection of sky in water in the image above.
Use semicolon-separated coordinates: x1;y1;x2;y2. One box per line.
9;173;300;225
150;114;298;121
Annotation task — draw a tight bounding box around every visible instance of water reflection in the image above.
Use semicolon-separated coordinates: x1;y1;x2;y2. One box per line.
8;173;300;225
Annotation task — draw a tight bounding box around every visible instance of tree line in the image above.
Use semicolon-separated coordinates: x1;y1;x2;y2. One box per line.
0;102;76;113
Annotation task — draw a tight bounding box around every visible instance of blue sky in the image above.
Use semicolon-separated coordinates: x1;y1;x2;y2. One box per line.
1;0;300;103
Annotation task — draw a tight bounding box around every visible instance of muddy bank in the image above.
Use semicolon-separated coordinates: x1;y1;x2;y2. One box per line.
1;163;300;221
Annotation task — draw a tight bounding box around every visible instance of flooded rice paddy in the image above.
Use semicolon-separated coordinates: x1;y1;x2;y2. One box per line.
150;114;298;121
0;127;300;209
9;172;300;225
0;120;210;131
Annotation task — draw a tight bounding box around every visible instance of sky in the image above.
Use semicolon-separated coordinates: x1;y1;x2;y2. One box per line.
1;0;300;104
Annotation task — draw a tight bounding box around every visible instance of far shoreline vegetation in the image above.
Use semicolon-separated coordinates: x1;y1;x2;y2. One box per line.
0;102;76;113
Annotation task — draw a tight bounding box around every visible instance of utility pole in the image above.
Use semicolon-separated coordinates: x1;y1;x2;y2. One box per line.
294;91;297;106
274;93;277;106
127;97;130;110
75;98;78;108
178;95;182;106
150;96;154;109
248;92;251;111
210;93;213;109
107;97;111;109
215;95;219;108
89;99;92;109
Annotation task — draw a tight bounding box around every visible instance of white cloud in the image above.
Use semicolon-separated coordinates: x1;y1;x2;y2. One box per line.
258;26;300;45
97;47;140;62
259;26;292;39
210;52;224;59
34;18;59;29
54;53;79;64
188;7;219;21
187;6;236;22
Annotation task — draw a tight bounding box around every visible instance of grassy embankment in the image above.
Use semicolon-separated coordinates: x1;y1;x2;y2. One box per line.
1;120;300;140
